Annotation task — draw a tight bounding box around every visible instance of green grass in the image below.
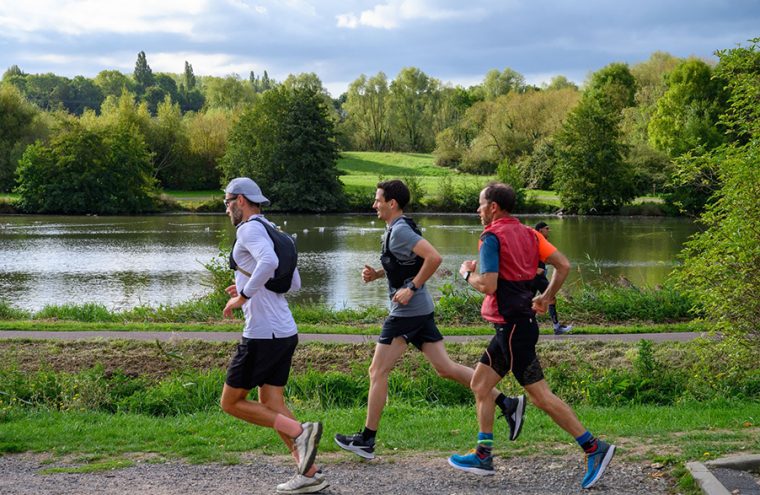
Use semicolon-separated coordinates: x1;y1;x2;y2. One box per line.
337;151;495;196
40;459;135;474
1;401;757;464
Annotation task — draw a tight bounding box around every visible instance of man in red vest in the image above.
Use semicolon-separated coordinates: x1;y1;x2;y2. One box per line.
448;182;615;490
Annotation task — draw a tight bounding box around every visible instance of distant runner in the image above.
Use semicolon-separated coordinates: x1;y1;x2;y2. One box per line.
533;222;572;335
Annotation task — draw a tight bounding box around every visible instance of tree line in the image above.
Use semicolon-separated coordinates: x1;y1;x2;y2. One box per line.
0;44;754;215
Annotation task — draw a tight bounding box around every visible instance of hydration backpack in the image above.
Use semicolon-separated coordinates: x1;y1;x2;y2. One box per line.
230;217;297;293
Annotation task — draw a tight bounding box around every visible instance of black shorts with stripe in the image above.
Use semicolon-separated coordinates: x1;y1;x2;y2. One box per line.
226;334;298;390
479;317;544;386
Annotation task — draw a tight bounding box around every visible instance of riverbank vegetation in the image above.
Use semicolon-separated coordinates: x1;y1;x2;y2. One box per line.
2;40;756;215
0;280;697;328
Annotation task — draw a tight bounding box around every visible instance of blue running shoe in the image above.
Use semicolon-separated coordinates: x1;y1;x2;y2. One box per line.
582;440;615;489
448;450;495;476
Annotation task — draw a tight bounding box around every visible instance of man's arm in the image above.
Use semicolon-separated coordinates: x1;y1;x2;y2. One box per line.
459;260;497;294
532;250;570;313
391;238;442;305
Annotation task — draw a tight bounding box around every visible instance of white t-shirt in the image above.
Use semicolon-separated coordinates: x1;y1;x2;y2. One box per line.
232;215;301;339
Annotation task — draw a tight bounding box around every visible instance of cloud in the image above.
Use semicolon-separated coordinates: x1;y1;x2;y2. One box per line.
0;0;207;39
336;0;486;30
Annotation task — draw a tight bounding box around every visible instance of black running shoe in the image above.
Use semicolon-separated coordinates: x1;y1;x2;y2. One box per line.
334;432;375;459
498;395;526;441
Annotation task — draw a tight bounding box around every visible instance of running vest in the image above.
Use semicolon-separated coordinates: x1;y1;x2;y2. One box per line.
480;217;540;322
380;216;425;290
229;216;297;293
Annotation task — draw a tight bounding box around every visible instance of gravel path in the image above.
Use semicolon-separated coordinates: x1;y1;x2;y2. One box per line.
1;452;670;495
0;330;701;343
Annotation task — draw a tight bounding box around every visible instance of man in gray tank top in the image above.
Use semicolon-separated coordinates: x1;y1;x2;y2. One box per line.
334;179;526;460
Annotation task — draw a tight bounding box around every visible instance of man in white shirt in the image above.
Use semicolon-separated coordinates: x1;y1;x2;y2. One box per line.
219;177;327;494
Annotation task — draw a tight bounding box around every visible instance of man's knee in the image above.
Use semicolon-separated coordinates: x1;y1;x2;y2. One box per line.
368;361;392;382
220;395;237;414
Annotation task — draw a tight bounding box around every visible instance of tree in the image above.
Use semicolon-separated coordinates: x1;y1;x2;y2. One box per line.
184;61;197;90
133;51;154;94
342;72;391;150
67;76;104;115
150;96;191;188
673;38;760;338
649;58;727;157
0;84;38;191
543;75;578;91
481;68;526;99
220;82;343;211
94;70;134;99
185;109;229;189
554;64;637;213
388;67;439;152
204;75;256;110
15;122;157;213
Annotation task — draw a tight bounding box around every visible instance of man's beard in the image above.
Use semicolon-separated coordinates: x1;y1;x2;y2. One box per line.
230;207;244;226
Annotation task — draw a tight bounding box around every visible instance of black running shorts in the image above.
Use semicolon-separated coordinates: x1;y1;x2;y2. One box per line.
225;334;298;390
479;317;545;386
379;312;443;350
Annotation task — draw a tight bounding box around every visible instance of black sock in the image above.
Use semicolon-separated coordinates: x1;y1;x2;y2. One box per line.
362;427;377;441
581;437;598;453
495;393;513;412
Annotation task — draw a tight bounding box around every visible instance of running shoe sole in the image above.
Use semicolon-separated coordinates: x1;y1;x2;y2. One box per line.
276;478;329;494
583;444;616;489
447;457;495;476
334;436;375;460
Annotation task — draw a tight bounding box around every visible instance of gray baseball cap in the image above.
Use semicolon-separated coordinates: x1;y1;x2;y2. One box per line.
225;177;270;206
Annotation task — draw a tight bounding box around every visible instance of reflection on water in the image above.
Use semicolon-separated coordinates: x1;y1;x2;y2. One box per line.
0;214;698;312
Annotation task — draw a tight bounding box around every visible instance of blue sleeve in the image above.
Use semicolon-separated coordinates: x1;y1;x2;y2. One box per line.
479;233;499;273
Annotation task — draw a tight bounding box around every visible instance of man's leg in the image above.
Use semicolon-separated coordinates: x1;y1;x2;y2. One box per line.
220;384;278;427
259;385;328;494
448;363;503;475
334;336;407;459
366;337;408;430
524;379;615;489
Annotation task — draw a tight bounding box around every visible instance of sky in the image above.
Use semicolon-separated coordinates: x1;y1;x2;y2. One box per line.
1;0;758;97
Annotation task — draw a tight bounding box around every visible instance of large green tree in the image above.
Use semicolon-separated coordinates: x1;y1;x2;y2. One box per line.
648;58;727;157
15;122;157;213
220;80;343;211
388;67;439;152
342;72;391;151
554;64;637;213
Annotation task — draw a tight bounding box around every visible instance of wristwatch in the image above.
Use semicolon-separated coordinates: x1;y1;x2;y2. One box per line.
406;281;419;292
463;271;471;282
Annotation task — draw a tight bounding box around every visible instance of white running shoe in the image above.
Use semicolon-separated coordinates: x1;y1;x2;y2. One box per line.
276;471;329;494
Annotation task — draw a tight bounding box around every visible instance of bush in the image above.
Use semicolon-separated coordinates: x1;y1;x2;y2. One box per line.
15;122;158;214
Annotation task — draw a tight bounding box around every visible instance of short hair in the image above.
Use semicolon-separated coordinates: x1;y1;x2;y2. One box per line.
377;179;410;210
535;221;548;230
483;182;516;213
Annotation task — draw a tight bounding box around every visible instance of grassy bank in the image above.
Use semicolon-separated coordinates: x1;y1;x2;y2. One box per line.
0;282;699;328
